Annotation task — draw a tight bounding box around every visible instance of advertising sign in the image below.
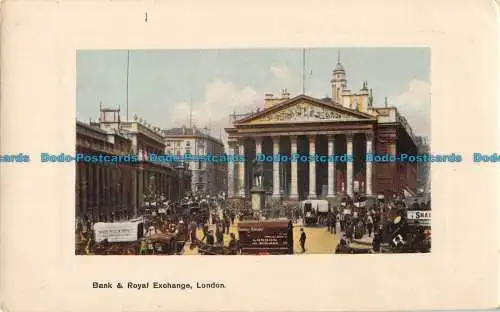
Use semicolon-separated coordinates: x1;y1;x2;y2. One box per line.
93;222;143;243
406;210;431;226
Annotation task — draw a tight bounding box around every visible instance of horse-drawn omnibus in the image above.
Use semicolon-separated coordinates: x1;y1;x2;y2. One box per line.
237;220;293;255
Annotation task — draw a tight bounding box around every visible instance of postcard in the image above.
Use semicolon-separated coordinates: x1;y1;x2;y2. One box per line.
0;0;498;311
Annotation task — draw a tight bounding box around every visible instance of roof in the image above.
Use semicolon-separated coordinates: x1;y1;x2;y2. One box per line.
76;120;108;134
162;127;223;145
163;127;204;136
234;94;376;124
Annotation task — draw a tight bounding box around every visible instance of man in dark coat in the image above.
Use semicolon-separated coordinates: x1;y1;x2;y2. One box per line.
287;220;294;254
206;230;215;245
228;233;238;255
201;223;209;242
299;228;307;253
215;223;224;245
326;212;332;232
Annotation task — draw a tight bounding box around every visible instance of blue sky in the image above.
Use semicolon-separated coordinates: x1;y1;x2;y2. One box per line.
76;48;430;140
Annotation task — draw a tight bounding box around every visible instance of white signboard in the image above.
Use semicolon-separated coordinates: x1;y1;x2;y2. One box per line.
93;222;141;243
407;211;431;225
158;208;166;214
343;209;352;215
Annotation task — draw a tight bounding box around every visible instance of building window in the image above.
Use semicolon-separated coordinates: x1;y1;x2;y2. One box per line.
185;141;191;147
176;141;181;147
185;149;191;155
166;142;171;147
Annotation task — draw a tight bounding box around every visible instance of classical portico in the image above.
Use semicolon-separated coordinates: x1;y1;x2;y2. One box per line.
226;95;379;201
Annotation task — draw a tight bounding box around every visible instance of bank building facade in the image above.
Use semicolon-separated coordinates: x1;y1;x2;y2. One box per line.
225;59;418;204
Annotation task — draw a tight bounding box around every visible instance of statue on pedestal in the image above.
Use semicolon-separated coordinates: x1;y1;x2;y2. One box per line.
252;160;264;189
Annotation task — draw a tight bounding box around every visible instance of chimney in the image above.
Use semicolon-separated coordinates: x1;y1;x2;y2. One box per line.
282;88;290;100
264;93;274;108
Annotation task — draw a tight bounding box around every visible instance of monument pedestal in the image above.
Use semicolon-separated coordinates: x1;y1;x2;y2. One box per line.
251;187;265;212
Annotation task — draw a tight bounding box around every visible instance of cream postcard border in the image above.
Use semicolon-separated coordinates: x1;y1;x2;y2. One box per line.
0;0;499;311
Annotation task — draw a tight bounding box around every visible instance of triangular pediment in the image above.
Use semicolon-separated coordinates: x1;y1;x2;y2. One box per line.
236;95;375;125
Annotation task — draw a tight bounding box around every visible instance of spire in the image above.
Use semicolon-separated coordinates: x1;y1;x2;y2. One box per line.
333;50;345;73
385;96;388;108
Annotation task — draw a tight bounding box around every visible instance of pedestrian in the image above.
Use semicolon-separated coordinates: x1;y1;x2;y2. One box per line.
340;213;345;232
230;211;235;225
332;211;338;234
299;228;307;253
174;220;186;254
228;233;238;255
139;239;147;255
221;218;227;235
201;223;209;242
329;213;336;234
189;219;197;244
215;224;224;245
206;230;215;245
326;213;332;232
224;214;230;234
372;229;383;253
366;213;374;237
287;220;294;254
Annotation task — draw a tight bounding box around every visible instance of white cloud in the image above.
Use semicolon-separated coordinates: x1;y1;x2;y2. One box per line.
170;79;261;142
270;66;293;83
389;79;431;138
268;65;301;95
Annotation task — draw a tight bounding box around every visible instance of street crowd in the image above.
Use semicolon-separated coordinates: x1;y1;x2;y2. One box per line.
75;190;431;255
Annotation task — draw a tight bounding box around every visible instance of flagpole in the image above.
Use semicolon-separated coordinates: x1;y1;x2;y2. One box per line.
126;50;130;121
302;48;306;95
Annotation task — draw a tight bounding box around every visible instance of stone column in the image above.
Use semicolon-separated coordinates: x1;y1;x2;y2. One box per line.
255;136;263;156
308;135;317;199
227;143;235;198
290;135;299;200
81;164;87;216
327;135;336;198
272;136;280;198
365;133;373;196
238;141;246;198
131;167;137;217
253;136;263;190
346;133;354;197
137;167;144;211
95;165;101;219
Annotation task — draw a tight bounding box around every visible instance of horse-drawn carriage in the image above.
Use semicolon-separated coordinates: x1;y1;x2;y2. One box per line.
143;233;177;255
238;220;293;255
93;241;141;255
